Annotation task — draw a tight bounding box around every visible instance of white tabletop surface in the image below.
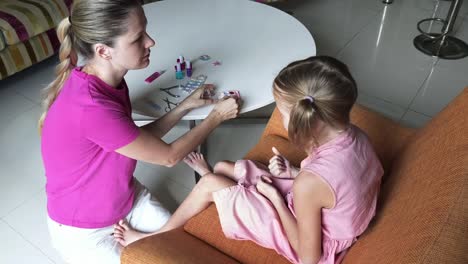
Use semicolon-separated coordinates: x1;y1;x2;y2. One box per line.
126;0;315;120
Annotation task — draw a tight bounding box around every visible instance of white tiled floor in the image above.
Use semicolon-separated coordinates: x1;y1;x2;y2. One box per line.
0;0;467;263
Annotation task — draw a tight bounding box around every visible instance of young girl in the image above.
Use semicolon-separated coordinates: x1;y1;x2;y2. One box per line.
114;56;383;264
39;0;239;263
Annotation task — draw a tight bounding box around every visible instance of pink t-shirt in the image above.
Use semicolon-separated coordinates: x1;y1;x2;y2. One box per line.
41;68;140;228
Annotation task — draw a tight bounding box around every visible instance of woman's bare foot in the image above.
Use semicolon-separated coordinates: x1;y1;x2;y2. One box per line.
113;220;152;247
184;152;211;176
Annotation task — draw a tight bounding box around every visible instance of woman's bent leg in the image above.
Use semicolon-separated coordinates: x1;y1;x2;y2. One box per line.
126;180;171;233
47;216;121;264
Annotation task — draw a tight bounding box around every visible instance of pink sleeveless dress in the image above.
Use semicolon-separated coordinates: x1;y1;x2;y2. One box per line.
212;125;383;263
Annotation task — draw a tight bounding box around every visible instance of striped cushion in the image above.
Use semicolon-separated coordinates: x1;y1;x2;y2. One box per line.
0;28;59;80
0;34;4;51
0;0;71;46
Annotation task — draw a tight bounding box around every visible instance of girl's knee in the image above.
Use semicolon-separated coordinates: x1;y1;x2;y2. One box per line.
213;160;233;174
195;173;218;192
195;173;232;196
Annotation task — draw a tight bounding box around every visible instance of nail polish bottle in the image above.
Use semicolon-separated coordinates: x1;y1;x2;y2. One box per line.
179;55;185;71
175;63;184;79
186;60;192;77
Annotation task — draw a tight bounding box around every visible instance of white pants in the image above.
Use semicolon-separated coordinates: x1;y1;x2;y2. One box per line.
47;180;171;264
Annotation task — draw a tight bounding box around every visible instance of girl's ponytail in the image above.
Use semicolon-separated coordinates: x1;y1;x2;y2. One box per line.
288;97;318;148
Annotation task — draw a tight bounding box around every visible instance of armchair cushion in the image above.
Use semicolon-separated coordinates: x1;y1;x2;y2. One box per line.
121;227;240;264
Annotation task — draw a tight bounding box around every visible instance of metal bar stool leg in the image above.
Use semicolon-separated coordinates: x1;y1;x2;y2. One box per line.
414;0;468;59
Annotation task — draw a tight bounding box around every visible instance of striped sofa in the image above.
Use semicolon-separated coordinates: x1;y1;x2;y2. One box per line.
0;0;72;80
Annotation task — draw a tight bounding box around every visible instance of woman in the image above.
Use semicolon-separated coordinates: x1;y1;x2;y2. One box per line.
39;0;240;263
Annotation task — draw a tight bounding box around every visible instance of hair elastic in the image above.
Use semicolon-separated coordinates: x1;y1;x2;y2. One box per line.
304;96;315;103
68;16;72;25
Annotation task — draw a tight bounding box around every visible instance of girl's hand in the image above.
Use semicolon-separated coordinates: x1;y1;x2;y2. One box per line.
256;175;283;204
180;84;217;110
269;147;293;178
210;97;240;122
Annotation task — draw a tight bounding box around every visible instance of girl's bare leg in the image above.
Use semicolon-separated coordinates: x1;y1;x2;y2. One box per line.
185;152;238;181
157;173;235;232
114;173;235;247
213;160;237;179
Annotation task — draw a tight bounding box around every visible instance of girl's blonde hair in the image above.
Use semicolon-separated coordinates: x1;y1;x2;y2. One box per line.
38;0;142;133
273;56;357;149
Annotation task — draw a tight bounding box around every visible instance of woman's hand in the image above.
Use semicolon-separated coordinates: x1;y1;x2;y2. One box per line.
256;175;283;205
179;84;217;110
269;147;293;178
209;97;240;122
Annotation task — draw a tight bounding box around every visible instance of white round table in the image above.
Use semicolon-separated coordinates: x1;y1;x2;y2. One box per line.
126;0;316;120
